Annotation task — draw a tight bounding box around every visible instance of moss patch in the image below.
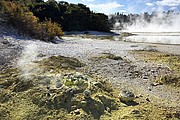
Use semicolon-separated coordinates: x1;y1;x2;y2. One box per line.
102;103;180;120
121;32;135;37
130;50;180;73
130;50;180;87
37;55;86;71
94;53;123;60
80;35;115;40
156;74;180;87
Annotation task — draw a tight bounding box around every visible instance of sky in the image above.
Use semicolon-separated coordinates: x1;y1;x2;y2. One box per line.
56;0;180;14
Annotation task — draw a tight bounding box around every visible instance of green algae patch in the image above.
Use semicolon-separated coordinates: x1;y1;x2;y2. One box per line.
0;68;20;89
121;32;135;37
84;35;114;40
101;102;180;120
130;50;180;87
94;53;123;60
61;73;89;92
38;55;86;71
156;74;180;87
130;50;180;73
0;104;11;120
68;35;116;40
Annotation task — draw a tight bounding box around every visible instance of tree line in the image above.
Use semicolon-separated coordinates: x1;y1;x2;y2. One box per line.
30;0;110;32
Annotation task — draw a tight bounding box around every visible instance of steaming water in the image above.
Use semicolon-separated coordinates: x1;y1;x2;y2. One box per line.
123;32;180;45
113;30;180;45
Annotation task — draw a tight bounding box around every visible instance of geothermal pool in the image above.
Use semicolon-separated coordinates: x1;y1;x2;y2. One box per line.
123;32;180;45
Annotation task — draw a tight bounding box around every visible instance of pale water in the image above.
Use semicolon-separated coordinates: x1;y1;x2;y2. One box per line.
123;32;180;45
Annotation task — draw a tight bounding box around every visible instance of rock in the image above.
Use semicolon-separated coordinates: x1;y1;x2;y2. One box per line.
142;76;148;79
37;53;46;58
46;91;51;98
83;90;91;99
131;109;140;114
93;82;103;88
56;80;62;88
148;87;152;91
173;112;180;119
130;45;138;47
74;109;80;115
65;88;74;94
71;105;77;111
61;87;75;102
80;101;87;107
143;46;157;52
150;82;161;86
2;40;10;45
146;98;150;102
106;107;111;113
138;94;143;97
151;70;156;73
42;78;51;86
119;90;135;102
0;85;3;89
52;36;64;44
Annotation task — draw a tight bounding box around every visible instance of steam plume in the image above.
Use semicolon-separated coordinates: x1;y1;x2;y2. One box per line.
111;11;180;32
126;12;180;32
17;43;40;80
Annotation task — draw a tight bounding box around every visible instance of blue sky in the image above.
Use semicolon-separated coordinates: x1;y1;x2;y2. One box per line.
56;0;180;14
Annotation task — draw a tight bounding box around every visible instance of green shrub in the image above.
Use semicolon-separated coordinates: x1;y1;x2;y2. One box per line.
36;19;64;41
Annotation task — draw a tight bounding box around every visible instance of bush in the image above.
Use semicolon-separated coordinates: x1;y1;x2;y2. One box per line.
36;19;64;41
11;11;39;36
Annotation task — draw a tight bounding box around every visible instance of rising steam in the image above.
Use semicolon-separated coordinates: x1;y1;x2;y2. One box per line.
17;43;41;80
125;12;180;32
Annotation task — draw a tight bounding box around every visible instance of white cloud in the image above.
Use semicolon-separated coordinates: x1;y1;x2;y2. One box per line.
170;6;178;10
119;10;127;13
81;0;94;2
88;2;124;14
157;0;180;7
146;2;154;6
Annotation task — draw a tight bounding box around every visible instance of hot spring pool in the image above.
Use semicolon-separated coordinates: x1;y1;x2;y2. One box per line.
124;32;180;45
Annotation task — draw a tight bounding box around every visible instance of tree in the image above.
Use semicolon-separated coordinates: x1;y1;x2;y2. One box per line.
30;1;110;32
